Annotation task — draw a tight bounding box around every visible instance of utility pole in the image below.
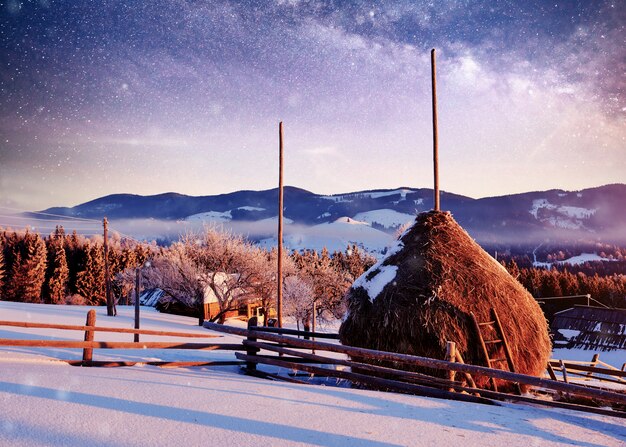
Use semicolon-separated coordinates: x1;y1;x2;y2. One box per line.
431;48;440;212
277;121;284;328
104;217;114;316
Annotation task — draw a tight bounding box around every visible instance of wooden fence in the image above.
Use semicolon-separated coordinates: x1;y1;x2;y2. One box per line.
204;322;626;419
0;310;242;367
1;312;624;418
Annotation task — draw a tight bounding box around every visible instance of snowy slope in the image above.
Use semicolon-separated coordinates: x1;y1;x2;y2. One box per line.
1;302;624;447
258;217;393;256
529;199;596;230
352;209;415;229
558;253;617;265
185;210;232;222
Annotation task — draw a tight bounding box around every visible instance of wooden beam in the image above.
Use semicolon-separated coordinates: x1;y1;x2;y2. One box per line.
0;339;242;350
549;361;626;379
243;341;625;419
67;360;244;368
206;324;626;405
236;353;496;406
277;121;284;328
247;325;339;339
0;320;222;338
431;48;440;211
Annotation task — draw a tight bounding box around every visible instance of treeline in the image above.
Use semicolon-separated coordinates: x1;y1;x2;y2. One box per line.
489;241;626;276
0;226;376;328
504;260;626;309
0;227;149;305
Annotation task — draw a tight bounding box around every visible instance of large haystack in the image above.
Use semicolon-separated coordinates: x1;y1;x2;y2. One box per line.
340;211;551;388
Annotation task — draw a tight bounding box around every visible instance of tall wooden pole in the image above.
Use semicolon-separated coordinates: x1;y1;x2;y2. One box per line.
134;268;140;342
103;217;113;316
277;121;284;328
431;48;440;212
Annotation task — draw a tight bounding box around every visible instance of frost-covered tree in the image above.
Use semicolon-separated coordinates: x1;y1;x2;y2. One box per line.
294;248;352;327
246;247;297;325
185;227;262;323
283;275;315;331
143;242;206;325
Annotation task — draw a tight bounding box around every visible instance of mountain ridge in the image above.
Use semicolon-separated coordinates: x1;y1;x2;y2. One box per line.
31;184;626;247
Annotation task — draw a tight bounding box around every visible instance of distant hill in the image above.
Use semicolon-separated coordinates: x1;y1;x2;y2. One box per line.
34;184;626;254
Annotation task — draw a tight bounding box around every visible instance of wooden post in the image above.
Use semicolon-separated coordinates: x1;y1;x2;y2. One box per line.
430;48;440;212
445;341;456;382
134;268;140;343
445;341;456;391
587;353;599;380
104;218;114;316
455;351;478;390
560;359;569;383
82;309;96;365
246;317;259;371
312;301;316;355
547;363;558;381
277;121;284;328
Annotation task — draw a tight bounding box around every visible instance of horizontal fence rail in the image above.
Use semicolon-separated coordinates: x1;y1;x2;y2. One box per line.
240;340;625;419
247;325;340;339
549;360;626;378
0;320;223;338
2;315;624;418
0;311;242;366
0;339;242;350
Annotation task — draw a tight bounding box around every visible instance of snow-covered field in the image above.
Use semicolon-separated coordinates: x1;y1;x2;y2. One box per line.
1;302;624;447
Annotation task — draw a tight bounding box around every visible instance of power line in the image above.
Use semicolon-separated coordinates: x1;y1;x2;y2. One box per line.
0;214;101;226
0;205;100;223
0;228;102;237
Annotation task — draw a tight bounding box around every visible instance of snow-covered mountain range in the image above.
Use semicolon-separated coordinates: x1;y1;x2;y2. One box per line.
35;184;626;255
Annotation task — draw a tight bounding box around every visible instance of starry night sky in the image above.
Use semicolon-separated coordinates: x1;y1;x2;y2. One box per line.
1;0;624;210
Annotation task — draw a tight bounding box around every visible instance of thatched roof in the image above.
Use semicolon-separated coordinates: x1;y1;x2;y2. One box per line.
340;211;551;387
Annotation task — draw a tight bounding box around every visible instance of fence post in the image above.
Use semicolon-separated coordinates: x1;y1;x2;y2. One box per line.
586;353;599;380
82;310;96;365
246;317;259;372
445;341;456;391
134;268;140;343
311;302;316;355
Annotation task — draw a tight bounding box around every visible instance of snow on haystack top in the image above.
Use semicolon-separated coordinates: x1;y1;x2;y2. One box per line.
352;236;407;302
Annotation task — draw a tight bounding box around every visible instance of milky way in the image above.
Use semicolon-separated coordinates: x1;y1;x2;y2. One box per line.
1;1;624;210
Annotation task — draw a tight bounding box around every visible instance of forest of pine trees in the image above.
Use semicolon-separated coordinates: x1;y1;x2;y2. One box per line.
0;225;624;314
0;227;147;305
503;260;626;309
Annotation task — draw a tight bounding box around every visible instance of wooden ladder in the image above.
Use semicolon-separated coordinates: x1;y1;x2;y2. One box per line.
470;308;522;394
